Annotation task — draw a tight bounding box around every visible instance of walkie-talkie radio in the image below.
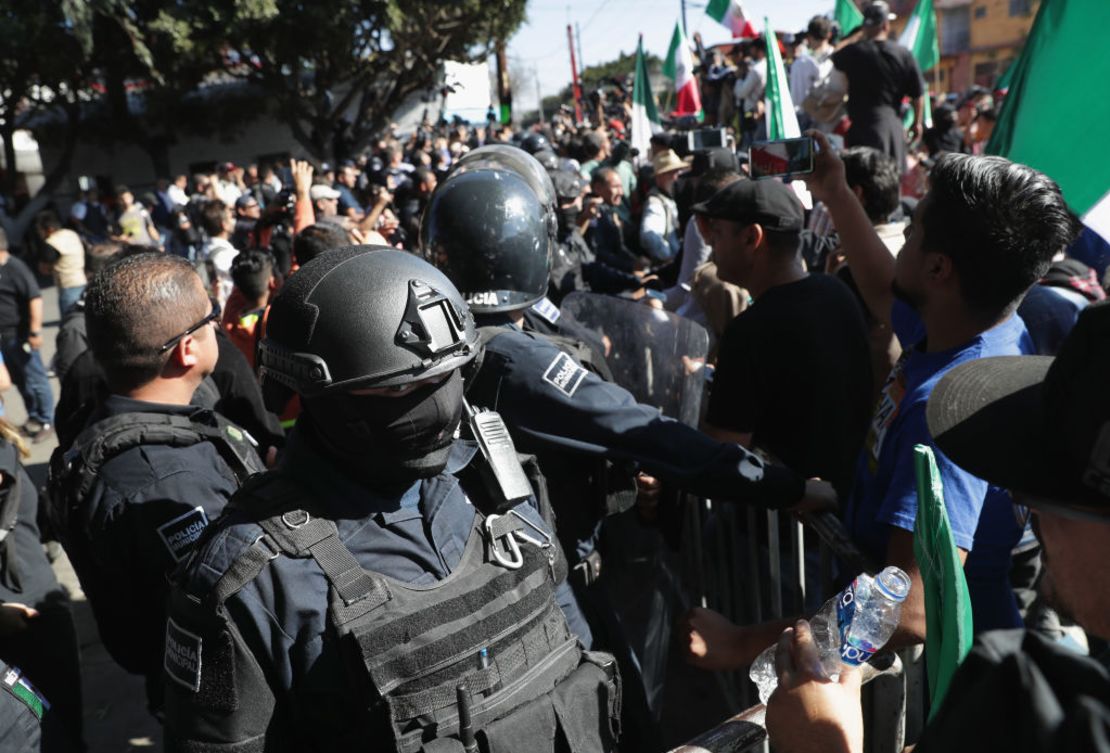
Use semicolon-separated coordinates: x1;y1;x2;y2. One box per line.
463;399;533;507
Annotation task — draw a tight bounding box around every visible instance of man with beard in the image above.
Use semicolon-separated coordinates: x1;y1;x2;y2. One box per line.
163;248;619;752
765;299;1110;753
681;131;1078;671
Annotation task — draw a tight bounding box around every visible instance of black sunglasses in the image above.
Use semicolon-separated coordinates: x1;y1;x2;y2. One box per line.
159;296;221;353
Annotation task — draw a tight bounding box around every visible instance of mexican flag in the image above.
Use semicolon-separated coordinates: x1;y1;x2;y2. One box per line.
705;0;757;38
763;18;800;141
834;0;864;35
899;0;937;128
631;35;662;163
763;18;811;207
663;21;703;120
987;0;1110;240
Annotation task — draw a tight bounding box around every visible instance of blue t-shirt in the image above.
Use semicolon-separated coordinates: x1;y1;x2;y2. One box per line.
844;300;1034;632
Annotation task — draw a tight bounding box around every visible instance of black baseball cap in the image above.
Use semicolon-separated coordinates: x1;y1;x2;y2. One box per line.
691;179;804;232
690;147;740;178
927;300;1110;515
862;1;896;26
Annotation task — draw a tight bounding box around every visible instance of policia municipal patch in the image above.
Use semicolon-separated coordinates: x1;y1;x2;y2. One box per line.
157;507;209;562
165;618;203;692
542;352;587;398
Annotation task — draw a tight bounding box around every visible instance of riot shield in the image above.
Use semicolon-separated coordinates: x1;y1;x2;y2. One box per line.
559;292;711;723
559;292;710;427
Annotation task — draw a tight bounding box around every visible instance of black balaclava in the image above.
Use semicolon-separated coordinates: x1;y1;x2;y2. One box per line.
303;370;465;486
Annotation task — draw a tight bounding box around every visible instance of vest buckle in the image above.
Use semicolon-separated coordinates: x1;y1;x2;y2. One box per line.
484;514;524;570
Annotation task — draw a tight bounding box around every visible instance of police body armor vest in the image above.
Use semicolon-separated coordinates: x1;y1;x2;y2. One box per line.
46;411;265;547
196;473;621;753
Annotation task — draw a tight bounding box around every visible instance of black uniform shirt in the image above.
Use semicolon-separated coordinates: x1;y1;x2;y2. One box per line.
66;395;248;678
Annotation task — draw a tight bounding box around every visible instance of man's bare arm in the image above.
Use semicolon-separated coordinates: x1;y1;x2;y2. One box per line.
804;131;896;326
883;527;967;650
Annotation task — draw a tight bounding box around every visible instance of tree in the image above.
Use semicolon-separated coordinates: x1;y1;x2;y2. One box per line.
220;0;528;161
0;1;92;243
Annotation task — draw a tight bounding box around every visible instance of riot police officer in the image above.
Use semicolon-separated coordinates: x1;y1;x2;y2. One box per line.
164;248;617;752
48;252;265;714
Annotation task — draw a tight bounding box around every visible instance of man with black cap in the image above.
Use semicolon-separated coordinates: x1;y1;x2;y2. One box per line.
764;299;1110;753
681;136;1077;672
831;0;924;171
694;177;872;498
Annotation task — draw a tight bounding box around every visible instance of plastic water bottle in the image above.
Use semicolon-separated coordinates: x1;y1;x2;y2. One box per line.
748;566;910;704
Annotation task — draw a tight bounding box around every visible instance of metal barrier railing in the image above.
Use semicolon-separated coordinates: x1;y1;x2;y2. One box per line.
673;501;924;753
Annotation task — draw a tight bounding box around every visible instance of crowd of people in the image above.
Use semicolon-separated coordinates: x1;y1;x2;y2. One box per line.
0;1;1107;751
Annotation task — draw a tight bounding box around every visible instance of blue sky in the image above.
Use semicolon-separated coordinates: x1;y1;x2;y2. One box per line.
507;0;832;111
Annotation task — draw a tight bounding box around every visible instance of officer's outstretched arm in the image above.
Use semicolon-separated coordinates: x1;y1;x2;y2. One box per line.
473;335;806;509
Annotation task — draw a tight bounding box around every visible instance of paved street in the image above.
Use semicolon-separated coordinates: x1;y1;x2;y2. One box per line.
13;284;161;752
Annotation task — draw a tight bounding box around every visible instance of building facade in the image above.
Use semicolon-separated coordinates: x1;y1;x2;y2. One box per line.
890;0;1040;93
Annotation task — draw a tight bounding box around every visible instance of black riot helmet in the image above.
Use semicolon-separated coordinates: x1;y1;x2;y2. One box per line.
421;168;552;314
453;144;557;215
533;148;560;172
521;132;552;155
258;246;479;395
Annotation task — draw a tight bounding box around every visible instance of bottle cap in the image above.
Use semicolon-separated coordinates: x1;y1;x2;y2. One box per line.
875;567;911;602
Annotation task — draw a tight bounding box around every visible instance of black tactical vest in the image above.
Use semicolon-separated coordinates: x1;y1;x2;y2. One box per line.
200;474;621;753
46;410;265;543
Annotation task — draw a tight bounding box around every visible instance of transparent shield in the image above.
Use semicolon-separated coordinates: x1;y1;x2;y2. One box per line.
559;292;710;427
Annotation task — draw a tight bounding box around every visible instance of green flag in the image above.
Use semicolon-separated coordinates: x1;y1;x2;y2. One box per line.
987;0;1110;222
898;0;939;72
763;18;799;140
913;444;974;719
834;0;864;35
899;0;937;130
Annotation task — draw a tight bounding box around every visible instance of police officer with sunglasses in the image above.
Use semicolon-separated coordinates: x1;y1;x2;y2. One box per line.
47;252;266;716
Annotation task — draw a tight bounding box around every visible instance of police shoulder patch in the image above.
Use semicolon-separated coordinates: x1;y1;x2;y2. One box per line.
165;618;203;692
530;296;561;325
542;352;587;398
157;506;209;562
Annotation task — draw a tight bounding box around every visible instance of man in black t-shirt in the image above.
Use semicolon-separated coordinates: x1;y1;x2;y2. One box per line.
831;1;924;172
695;179;872;496
0;229;54;442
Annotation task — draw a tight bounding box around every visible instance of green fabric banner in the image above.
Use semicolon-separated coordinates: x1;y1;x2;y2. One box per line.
913;444;974;719
986;0;1110;216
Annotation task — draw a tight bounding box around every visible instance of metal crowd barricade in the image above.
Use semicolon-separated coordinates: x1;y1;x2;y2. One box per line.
673;503;924;753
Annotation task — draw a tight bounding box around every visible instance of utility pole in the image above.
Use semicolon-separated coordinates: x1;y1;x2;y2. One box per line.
567;24;583;123
495;39;512;125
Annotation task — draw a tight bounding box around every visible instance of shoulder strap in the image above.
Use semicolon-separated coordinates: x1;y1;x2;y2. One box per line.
211;475;392;623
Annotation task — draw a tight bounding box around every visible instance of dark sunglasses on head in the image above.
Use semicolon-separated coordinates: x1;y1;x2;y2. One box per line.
159;296;221;353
